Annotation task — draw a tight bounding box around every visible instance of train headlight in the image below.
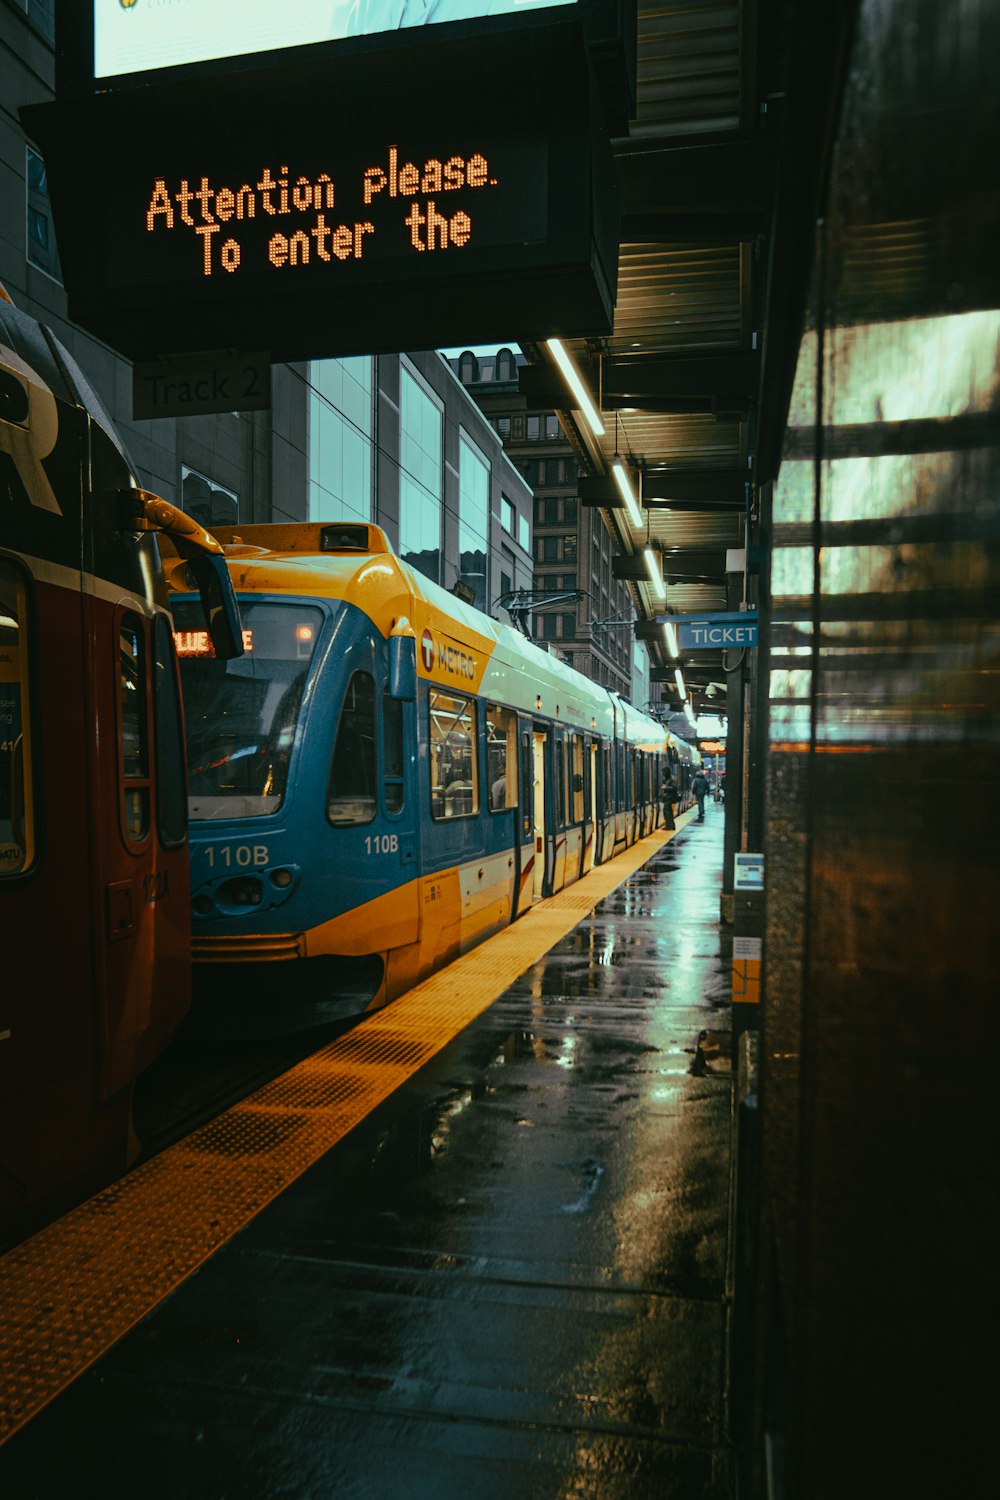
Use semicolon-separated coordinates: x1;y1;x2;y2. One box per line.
192;894;214;916
270;868;294;888
220;877;263;906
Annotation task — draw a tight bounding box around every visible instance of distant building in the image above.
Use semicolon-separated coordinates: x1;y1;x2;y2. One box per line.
303;352;533;614
449;349;639;698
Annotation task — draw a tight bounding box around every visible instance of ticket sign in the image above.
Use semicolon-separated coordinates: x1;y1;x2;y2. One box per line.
26;17;617;361
675;612;759;650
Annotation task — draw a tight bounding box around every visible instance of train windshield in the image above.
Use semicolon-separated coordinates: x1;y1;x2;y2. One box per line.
173;599;324;820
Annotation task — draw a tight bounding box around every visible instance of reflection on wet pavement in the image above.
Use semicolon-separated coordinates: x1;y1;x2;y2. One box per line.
2;812;733;1498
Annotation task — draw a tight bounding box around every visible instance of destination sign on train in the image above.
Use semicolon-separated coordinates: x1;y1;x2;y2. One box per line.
23;14;616;360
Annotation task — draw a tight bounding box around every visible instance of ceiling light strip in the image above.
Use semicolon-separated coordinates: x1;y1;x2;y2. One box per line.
545;338;605;437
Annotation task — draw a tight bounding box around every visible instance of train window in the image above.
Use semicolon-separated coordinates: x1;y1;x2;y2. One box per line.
119;612;150;843
572;734;584;822
328;671;377;825
175;599;323;819
486;703;517;812
383;690;404;815
0;560;35;876
152;615;187;848
555;736;566;828
429;689;478;819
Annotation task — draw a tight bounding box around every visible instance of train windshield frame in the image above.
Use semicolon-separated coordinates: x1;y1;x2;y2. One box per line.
173;598;325;820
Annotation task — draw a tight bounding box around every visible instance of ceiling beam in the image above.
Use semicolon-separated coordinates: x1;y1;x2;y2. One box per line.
580;469;747;507
603;352;759;403
615;137;776;226
613;553;728;581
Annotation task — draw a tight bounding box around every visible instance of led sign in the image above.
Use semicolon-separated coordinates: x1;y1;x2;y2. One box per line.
25;16;617;361
136;144;539;284
175;629;254;657
94;0;575;80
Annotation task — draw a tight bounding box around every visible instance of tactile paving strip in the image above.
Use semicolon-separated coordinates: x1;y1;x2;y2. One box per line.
0;823;688;1443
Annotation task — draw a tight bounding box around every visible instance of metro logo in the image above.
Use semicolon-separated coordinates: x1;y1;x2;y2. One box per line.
418;627;477;681
437;642;476;680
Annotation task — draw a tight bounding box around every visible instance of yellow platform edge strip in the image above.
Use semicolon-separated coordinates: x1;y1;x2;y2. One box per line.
0;818;692;1443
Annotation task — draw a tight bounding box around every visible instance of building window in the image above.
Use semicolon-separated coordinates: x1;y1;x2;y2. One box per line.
563;613;577;639
458;352;479;384
518;514;530;551
181;466;239;528
458;432;490;611
564;534;577;560
25;149;62;283
497;416;511;439
526;415;540;439
501;494;515;535
399;364;443;586
564;498;578;523
545;414;560;438
543;498;559;524
496;348;518;382
308;357;374;525
22;2;55;41
543;536;559;562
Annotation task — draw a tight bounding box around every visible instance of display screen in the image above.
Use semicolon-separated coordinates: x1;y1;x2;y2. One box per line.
94;0;575;80
28;12;617;360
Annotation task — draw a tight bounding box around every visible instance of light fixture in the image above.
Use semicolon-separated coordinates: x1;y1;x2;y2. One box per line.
612;459;643;529
674;667;687;701
663;620;679;659
684;702;697;727
545;338;604;437
643;547;665;601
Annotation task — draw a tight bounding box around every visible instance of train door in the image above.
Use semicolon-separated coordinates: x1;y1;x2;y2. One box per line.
513;724;534;917
532;730;548;901
381;682;420;945
584;741;597;873
551;731;568;894
569;732;585;883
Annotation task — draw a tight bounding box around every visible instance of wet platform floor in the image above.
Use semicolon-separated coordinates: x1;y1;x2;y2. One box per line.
1;809;734;1499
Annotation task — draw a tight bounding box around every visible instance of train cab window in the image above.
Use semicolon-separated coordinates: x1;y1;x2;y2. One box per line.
175;599;323;820
486;703;518;811
0;560;35;875
572;734;584;822
152;615;187;848
119;612;150;843
328;671;377;825
429;689;478;819
383;690;404;815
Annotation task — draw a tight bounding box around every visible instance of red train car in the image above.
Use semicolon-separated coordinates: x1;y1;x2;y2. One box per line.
0;290;240;1242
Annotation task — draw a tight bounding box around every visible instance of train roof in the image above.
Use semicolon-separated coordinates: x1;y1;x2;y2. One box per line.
168;522;669;751
0;300;134;471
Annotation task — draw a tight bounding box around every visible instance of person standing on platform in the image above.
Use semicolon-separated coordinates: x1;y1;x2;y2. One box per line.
661;770;678;830
691;768;709;822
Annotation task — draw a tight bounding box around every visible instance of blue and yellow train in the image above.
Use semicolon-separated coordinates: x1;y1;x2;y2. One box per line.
166;522;697;1015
